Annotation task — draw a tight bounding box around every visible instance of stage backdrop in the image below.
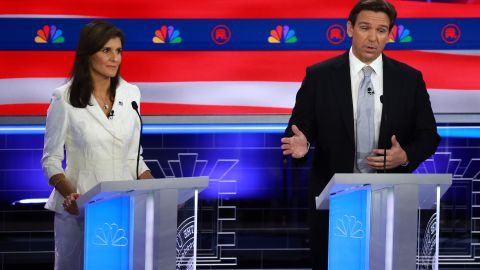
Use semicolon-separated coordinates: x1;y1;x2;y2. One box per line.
1;0;480;116
1;1;480;269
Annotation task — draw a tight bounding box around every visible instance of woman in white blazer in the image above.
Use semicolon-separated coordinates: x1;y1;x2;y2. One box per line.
41;21;153;270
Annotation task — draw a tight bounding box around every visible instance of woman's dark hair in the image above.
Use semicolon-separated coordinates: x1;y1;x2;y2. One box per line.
348;0;397;30
69;21;125;108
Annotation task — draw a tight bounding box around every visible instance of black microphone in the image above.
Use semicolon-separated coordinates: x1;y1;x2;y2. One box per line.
367;87;375;95
131;101;143;180
108;110;115;119
379;95;387;173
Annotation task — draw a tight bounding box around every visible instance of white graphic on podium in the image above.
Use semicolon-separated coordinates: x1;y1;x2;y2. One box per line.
334;215;365;239
93;223;129;247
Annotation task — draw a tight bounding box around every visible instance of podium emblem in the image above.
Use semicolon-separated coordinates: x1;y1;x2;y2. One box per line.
93;223;129;247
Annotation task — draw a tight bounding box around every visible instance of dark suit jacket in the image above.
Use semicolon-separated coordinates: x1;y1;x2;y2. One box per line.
286;51;440;201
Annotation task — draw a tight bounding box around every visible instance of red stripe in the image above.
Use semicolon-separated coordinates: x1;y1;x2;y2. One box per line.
121;51;329;83
0;103;292;116
2;0;479;18
0;50;329;81
0;104;49;115
1;50;479;90
141;103;292;115
0;51;73;79
385;50;480;90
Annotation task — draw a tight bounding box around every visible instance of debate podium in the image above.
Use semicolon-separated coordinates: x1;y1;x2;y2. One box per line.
316;173;451;270
76;177;208;270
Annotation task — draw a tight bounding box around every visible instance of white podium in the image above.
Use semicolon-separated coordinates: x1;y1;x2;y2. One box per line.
316;173;451;270
77;177;208;270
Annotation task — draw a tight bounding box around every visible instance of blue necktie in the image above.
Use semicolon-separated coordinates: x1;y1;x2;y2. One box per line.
356;66;375;173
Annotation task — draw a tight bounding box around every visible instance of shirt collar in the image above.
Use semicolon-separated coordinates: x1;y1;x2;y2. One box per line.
349;47;383;76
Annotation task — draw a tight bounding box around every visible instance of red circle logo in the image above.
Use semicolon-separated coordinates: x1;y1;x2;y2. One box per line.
211;25;231;45
326;24;346;45
441;24;461;44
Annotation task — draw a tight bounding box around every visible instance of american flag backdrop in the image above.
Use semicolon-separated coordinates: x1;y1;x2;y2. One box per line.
1;0;480;116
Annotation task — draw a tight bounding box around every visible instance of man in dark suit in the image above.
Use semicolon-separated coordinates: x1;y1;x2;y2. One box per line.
281;0;440;269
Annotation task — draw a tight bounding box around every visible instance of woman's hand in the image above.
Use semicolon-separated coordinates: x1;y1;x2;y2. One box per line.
139;170;154;180
62;193;81;215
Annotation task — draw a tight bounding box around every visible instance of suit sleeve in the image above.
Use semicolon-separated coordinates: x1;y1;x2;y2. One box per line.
41;90;68;181
402;71;440;171
127;86;150;178
285;67;317;146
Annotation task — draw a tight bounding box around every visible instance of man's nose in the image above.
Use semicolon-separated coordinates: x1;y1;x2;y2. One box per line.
367;29;376;41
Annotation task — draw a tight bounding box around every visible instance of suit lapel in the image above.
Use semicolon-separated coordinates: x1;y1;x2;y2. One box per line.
111;86;127;128
379;54;396;149
332;52;355;146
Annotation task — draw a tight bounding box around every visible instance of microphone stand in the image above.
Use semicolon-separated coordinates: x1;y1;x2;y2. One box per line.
380;95;387;173
131;101;143;179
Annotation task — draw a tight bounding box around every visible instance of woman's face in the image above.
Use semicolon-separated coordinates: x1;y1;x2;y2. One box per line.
89;37;122;79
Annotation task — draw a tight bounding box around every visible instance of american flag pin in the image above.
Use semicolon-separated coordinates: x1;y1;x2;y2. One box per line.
119;101;123;106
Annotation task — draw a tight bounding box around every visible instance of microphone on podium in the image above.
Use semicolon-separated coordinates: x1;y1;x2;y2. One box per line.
131;101;143;179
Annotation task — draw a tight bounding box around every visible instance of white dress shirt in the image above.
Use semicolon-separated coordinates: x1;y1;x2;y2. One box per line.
349;47;384;149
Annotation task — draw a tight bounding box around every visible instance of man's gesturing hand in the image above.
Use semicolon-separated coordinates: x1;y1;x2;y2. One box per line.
368;135;409;170
281;125;309;158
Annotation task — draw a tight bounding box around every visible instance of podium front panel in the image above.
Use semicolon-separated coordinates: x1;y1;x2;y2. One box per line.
328;188;371;270
84;195;133;270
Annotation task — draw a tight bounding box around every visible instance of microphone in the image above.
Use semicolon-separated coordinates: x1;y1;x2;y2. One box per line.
131;101;143;180
367;87;375;95
380;95;387;173
108;110;115;120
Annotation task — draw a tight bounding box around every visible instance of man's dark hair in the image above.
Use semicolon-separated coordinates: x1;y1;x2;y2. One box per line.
69;21;125;108
348;0;397;30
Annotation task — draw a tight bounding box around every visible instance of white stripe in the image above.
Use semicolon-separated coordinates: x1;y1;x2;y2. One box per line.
1;78;480;113
0;78;66;104
137;81;299;108
420;50;480;56
429;89;480;113
0;78;299;108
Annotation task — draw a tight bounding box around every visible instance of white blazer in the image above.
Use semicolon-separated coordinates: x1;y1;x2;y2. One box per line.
41;79;149;213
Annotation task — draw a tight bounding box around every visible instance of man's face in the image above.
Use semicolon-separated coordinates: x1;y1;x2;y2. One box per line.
347;10;392;64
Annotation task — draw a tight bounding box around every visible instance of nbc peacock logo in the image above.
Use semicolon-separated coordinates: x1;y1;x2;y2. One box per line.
334;215;365;239
389;24;412;43
34;25;64;44
152;25;182;44
268;25;297;44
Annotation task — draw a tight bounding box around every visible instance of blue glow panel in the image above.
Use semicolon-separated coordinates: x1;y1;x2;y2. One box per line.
328;189;371;270
437;127;480;138
84;195;132;270
2;124;480;137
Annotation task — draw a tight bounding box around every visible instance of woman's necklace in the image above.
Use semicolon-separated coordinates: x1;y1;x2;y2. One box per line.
94;93;112;114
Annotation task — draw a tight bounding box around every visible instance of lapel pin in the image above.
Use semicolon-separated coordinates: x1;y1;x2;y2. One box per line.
119;101;123;106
